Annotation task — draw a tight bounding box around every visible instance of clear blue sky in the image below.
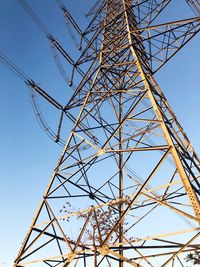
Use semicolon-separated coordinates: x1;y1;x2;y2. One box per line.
0;1;199;266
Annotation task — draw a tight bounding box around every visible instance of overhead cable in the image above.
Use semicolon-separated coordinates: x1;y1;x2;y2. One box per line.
18;0;50;36
0;50;30;81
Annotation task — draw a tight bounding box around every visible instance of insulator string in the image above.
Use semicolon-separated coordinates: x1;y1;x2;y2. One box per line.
55;0;84;50
29;88;65;147
65;17;82;50
50;44;78;90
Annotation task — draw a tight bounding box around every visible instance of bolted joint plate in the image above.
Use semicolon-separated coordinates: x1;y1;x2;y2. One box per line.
66;252;76;263
98;245;109;256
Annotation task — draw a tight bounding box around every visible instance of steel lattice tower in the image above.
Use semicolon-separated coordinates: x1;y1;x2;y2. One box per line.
13;0;200;266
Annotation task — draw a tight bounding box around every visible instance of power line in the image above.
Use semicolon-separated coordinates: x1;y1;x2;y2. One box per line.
0;50;30;81
17;0;50;37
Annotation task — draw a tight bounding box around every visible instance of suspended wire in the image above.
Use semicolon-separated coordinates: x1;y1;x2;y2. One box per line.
176;212;196;228
75;0;89;19
0;50;31;81
76;0;85;14
86;0;102;17
17;0;50;37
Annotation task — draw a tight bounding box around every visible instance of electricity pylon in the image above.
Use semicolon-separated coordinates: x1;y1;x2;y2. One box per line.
13;0;200;266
